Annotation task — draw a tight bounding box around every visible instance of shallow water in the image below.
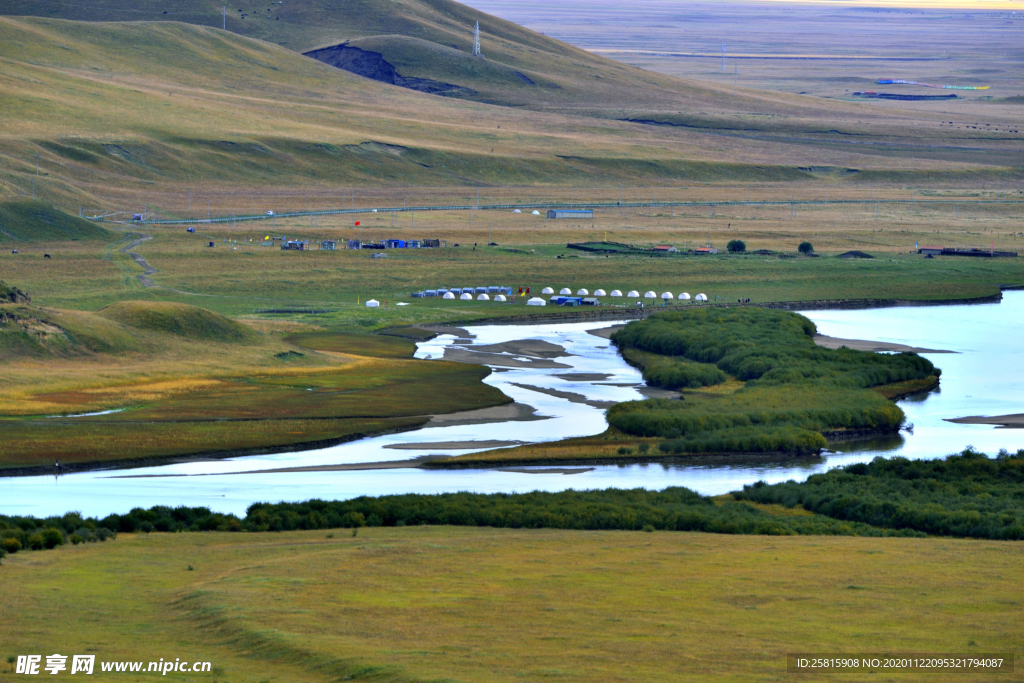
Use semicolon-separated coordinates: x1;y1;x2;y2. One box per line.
4;293;1023;518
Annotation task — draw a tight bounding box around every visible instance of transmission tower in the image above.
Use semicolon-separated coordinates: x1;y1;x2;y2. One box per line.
473;21;482;57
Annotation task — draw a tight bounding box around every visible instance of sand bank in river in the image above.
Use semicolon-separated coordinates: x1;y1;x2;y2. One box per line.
946;414;1024;429
385;440;525;450
509;382;618;409
428;402;548;427
813;335;955;354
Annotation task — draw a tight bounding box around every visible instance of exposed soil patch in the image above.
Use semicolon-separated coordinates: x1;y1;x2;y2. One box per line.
304;44;477;96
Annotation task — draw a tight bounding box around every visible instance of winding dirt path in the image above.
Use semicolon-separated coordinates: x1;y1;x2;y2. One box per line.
120;233;156;286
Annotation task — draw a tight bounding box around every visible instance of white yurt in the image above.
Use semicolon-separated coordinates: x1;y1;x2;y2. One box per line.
678;292;691;301
442;292;456;299
594;289;607;296
365;299;380;308
460;292;473;300
559;287;572;295
477;293;490;300
626;290;640;298
526;297;546;306
541;287;554;295
695;293;708;302
576;288;589;296
531;210;540;215
609;290;622;297
494;294;507;302
644;291;657;299
512;209;522;213
661;292;673;300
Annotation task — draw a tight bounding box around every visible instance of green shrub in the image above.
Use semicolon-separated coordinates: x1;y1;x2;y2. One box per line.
727;239;746;253
0;547;6;564
637;443;650;454
27;533;45;550
69;534;84;545
2;537;20;553
798;241;813;254
736;448;1024;540
608;308;936;451
41;528;65;549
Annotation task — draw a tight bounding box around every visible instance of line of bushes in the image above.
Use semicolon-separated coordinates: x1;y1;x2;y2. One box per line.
0;512;116;560
2;490;920;539
3;452;1018;548
734;448;1024;540
622;348;728;389
608;308;937;451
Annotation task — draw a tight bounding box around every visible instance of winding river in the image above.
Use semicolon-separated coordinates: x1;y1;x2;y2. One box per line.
5;292;1023;518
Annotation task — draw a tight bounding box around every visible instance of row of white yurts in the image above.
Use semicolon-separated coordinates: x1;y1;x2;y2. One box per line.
540;287;708;302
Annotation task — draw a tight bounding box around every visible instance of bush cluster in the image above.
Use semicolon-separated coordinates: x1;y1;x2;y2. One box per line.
608;308;937;451
0;511;116;555
735;448;1024;540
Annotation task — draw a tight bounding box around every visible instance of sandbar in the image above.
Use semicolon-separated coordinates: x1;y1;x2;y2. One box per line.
945;414;1024;429
813;334;955;354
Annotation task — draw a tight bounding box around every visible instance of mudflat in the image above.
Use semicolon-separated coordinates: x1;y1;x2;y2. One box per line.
813;334;955;353
427;402;547;426
946;414;1024;429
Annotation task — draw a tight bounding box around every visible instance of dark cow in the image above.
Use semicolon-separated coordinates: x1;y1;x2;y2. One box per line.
44;254;51;259
11;250;17;254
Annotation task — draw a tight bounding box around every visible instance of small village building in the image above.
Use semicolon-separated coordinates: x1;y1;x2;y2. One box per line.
653;245;678;253
365;299;380;308
609;290;622;297
319;240;336;250
547;209;594;219
581;297;601;306
526;297;546;306
694;247;719;255
678;292;691;300
644;290;657;298
919;246;943;256
347;240;362;249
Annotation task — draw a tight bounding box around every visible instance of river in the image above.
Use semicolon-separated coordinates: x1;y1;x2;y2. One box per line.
4;292;1022;518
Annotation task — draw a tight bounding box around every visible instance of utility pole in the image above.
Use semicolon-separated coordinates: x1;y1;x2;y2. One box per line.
223;6;226;30
473;22;482;57
36;154;39;175
722;43;726;71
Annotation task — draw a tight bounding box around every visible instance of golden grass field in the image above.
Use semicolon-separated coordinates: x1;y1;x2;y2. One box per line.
0;527;1020;682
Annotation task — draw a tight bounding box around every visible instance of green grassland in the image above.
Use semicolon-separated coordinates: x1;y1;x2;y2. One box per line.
0;526;1020;682
0;299;507;470
0;200;110;242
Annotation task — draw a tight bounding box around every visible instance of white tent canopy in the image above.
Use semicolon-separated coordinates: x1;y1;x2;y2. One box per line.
442;292;455;299
626;290;639;298
576;288;589;296
477;293;490;300
494;294;507;302
695;293;708;302
678;292;691;300
559;288;572;295
644;291;657;299
460;292;473;300
512;209;522;213
609;290;622;297
594;289;606;296
661;292;673;300
541;287;554;294
531;210;540;215
365;299;380;308
526;297;546;306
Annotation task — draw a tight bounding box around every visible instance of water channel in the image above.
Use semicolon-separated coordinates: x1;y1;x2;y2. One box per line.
5;292;1022;518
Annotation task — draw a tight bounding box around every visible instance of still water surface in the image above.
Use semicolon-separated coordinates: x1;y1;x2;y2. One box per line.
5;293;1022;518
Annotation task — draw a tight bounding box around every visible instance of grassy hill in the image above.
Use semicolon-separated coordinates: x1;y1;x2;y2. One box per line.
0;200;110;242
98;301;258;342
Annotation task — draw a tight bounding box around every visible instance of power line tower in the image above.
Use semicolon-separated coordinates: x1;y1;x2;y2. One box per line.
473;21;482;57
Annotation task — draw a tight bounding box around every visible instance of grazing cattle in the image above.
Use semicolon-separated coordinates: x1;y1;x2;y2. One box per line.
44;253;51;259
11;250;17;254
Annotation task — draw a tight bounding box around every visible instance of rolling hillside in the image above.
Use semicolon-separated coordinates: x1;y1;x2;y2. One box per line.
0;15;1018;212
3;0;1017;144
